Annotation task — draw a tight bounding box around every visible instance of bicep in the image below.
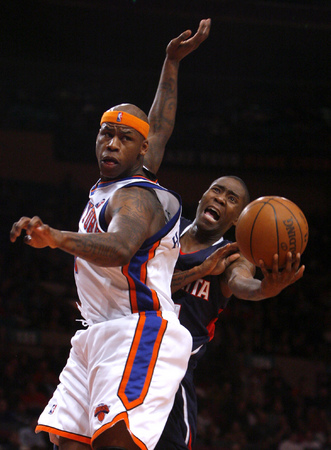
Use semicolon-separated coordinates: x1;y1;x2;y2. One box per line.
105;187;161;254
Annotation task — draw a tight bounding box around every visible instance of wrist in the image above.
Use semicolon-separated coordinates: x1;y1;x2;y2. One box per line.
165;56;180;67
194;263;208;279
51;229;64;249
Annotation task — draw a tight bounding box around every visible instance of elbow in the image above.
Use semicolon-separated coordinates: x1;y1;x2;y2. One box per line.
96;247;133;268
111;248;133;267
118;251;132;267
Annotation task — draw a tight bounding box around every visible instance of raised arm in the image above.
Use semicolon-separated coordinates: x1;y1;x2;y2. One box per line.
10;187;164;267
145;18;211;174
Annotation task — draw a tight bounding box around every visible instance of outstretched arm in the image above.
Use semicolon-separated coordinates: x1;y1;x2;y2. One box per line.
9;187;164;267
221;252;305;300
145;18;211;174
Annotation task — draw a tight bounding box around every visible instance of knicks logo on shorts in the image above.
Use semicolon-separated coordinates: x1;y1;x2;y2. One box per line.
94;403;110;422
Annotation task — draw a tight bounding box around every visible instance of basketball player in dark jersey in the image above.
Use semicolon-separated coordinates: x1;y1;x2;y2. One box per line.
143;18;305;449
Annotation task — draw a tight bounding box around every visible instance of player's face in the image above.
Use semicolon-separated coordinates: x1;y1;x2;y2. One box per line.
195;177;247;233
95;123;148;180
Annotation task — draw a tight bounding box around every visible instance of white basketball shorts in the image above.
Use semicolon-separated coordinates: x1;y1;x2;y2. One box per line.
36;310;192;450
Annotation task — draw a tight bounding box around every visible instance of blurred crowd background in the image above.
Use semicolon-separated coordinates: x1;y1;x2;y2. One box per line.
1;1;330;449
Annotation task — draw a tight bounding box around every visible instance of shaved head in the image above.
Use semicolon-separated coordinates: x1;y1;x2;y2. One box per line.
110;103;149;124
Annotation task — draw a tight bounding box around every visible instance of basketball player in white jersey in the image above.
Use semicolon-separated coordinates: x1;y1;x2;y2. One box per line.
10;104;193;450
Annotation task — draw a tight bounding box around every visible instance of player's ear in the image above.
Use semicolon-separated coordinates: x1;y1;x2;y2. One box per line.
140;139;149;156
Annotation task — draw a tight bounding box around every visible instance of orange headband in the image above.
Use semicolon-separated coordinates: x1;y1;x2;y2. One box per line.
100;110;150;139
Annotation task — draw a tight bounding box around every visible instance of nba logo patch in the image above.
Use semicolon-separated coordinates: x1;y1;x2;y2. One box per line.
117;112;123;122
48;404;57;415
94;403;110;422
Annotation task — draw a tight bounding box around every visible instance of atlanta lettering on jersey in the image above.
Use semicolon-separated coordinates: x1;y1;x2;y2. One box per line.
184;278;210;301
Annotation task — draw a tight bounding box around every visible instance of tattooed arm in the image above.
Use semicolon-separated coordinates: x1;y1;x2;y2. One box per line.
145;18;211;175
9;187;165;267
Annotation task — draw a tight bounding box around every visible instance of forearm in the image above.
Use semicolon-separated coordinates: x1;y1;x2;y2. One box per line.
222;258;267;301
148;56;179;135
227;256;304;300
55;230;132;267
228;274;266;301
171;266;206;293
146;57;179;174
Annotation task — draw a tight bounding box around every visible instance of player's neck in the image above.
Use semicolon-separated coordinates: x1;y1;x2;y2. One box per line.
100;167;145;182
180;224;224;252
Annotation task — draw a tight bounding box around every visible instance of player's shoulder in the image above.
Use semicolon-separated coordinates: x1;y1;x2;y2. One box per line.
115;182;159;204
180;217;192;234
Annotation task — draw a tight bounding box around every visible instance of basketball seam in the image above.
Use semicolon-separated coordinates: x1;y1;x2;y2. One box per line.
250;202;268;266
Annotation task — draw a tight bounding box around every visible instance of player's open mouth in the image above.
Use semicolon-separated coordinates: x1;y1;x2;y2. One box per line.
204;207;220;221
102;157;118;166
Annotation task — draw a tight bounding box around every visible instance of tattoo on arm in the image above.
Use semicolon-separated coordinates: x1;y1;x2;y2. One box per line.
150;79;177;134
153;80;176;129
171;267;201;293
59;187;164;267
172;272;189;290
62;232;124;266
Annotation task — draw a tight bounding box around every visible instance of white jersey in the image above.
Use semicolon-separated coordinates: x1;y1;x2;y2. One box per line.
74;175;181;324
36;175;192;449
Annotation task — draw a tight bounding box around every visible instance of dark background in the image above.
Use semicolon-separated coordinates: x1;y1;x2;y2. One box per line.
0;1;330;449
1;0;330;211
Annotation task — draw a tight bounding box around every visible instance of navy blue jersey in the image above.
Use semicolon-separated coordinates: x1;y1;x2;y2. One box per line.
174;217;231;357
156;217;233;450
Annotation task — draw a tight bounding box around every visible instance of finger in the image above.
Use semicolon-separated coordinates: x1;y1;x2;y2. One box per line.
293;253;301;271
227;253;240;264
14;216;32;230
10;223;21;242
271;254;280;274
26;216;44;235
9;216;31;242
213;244;237;258
284;252;294;272
210;244;229;255
198;18;211;39
226;242;240;253
183;18;211;48
259;259;269;277
220;242;239;252
187;27;209;47
217;243;231;253
197;18;211;33
297;265;305;278
171;30;192;47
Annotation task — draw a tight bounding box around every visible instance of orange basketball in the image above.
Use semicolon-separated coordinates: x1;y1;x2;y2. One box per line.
235;196;309;269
